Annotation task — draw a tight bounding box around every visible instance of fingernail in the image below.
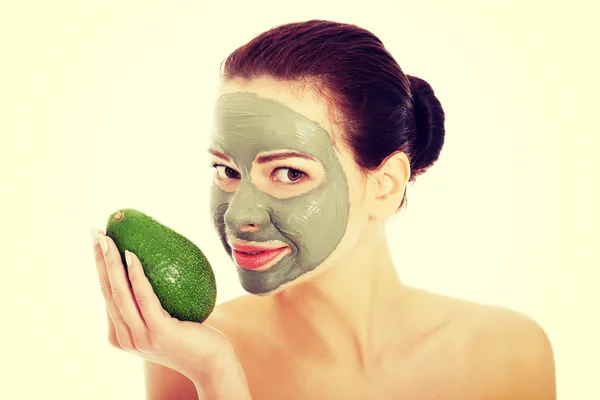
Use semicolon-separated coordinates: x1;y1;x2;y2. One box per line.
91;229;99;246
98;235;108;255
125;250;132;267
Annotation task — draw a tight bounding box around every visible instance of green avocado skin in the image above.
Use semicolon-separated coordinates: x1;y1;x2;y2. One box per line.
105;208;216;323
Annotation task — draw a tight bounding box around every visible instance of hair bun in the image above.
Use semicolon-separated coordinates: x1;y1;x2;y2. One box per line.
407;75;445;179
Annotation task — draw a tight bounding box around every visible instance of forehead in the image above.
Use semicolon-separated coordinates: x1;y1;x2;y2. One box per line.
216;78;336;137
210;80;342;167
211;92;331;156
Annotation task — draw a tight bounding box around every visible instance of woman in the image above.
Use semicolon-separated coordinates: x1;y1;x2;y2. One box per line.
92;20;556;399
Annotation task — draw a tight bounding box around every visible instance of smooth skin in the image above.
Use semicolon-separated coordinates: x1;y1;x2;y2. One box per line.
93;77;556;399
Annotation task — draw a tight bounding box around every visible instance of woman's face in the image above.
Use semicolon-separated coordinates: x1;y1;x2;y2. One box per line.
208;77;370;295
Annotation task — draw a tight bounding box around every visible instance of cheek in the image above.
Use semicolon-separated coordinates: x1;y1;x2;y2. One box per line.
335;151;368;213
326;174;369;256
209;187;230;223
346;172;369;220
269;198;321;238
215;179;238;193
313;206;367;270
268;192;334;254
344;210;369;245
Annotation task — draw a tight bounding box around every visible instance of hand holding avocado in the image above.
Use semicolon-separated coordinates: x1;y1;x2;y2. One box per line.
105;208;216;323
92;209;251;398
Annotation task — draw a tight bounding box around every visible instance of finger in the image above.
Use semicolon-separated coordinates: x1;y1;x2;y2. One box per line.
102;234;150;348
106;307;119;349
92;229;135;350
126;250;171;335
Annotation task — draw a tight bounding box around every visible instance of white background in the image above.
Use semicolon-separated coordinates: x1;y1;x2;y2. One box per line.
2;1;598;398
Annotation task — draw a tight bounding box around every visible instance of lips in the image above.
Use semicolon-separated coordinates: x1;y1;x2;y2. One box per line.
229;241;289;270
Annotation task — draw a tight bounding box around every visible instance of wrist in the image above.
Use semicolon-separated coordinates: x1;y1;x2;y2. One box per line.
191;355;251;400
194;373;252;400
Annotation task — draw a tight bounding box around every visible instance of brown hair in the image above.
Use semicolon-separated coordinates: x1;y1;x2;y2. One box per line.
221;20;445;208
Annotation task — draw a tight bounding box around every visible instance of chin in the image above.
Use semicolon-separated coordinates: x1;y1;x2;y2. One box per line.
234;229;357;296
241;259;336;297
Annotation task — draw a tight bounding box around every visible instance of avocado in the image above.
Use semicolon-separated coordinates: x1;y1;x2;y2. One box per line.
105;208;216;323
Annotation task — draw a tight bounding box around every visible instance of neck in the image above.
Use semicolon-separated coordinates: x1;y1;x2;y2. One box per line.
270;221;404;369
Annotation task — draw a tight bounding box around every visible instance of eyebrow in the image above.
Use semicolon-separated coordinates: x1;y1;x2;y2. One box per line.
208;148;231;162
255;151;316;164
208;148;316;164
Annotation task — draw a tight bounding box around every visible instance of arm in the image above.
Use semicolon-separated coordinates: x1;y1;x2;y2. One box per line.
144;358;253;400
144;360;198;400
142;308;253;400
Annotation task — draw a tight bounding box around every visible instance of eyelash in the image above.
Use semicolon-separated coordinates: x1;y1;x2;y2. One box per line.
272;164;309;184
210;163;309;183
210;163;239;179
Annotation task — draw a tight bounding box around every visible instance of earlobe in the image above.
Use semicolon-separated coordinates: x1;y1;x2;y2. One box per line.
368;152;410;219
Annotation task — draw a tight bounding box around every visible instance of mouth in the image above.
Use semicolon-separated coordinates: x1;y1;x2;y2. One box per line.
229;240;291;271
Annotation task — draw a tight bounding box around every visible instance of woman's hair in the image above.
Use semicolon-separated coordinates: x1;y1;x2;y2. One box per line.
221;20;445;209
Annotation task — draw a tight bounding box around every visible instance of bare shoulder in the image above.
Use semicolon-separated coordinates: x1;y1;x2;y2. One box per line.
466;301;556;399
409;287;556;399
142;296;257;400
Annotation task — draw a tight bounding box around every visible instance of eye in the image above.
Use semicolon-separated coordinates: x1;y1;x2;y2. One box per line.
272;167;306;183
212;164;240;179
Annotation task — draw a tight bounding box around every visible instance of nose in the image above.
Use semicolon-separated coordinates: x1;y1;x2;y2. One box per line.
240;224;260;233
224;180;270;234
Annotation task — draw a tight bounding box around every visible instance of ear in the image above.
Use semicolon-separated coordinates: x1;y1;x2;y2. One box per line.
366;151;411;219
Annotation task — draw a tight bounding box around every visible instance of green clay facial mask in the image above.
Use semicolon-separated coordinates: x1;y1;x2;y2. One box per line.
209;93;350;294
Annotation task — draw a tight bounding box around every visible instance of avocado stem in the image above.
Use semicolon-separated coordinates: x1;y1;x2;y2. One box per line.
114;211;125;222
